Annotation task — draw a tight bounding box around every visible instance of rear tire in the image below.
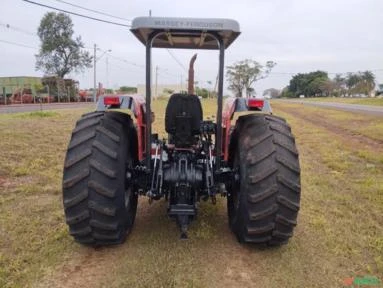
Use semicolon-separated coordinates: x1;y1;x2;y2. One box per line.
228;114;301;245
63;111;138;245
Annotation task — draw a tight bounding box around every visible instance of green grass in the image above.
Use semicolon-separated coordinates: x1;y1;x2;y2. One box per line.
24;111;59;118
271;102;383;164
0;100;382;288
299;96;383;106
273;107;383;279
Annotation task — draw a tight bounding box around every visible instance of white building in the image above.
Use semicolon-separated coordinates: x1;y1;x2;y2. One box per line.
137;83;187;98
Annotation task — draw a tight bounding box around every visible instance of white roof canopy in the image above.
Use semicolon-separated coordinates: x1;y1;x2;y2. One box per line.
130;17;240;50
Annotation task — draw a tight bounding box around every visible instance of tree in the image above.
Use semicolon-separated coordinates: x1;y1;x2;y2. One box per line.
345;72;362;95
280;86;294;98
333;74;346;97
195;87;209;98
361;71;375;96
345;71;375;96
119;86;137;93
263;88;280;98
36;12;92;78
288;71;329;97
226;59;276;97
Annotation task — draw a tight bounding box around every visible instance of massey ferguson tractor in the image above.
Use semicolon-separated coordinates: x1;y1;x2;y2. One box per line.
62;17;301;245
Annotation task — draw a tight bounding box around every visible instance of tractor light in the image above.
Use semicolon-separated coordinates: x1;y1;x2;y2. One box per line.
247;99;264;109
104;96;120;106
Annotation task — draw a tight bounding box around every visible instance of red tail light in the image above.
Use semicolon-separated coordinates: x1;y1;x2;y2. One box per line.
248;99;264;109
104;96;120;105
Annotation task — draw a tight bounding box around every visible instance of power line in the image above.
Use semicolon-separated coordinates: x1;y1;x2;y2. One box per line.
159;68;179;78
22;0;131;28
0;39;37;49
166;49;187;72
165;49;204;83
0;21;36;36
106;53;179;79
53;0;131;22
107;53;145;69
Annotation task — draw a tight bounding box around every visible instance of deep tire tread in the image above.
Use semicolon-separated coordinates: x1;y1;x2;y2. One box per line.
68;131;96;150
93;231;120;241
63;111;138;246
64;149;92;168
66;210;90;225
89;159;117;178
247;185;278;204
63;189;88;209
62;169;89;189
265;115;287;125
90;219;118;231
269;123;294;141
96;126;120;143
228;114;301;245
72;117;101;134
88;180;116;198
93;140;118;159
70;226;92;237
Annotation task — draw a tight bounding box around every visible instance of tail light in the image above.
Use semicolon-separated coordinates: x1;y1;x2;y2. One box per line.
104;96;120;105
247;99;264;109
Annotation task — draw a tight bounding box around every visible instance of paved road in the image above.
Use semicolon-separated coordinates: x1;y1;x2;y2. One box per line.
0;102;95;114
285;100;383;116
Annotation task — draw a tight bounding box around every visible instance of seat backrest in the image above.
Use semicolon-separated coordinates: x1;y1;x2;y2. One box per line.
165;93;203;146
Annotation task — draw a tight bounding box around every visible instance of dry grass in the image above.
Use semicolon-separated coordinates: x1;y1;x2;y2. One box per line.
0;99;382;288
0;108;93;288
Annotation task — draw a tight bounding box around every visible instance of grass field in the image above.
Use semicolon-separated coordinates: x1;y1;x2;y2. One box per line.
298;97;383;106
0;100;382;288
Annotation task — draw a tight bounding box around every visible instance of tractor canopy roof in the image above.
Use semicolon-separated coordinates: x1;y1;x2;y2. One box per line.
130;16;240;50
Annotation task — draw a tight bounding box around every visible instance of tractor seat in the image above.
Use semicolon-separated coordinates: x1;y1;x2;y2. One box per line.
165;93;203;147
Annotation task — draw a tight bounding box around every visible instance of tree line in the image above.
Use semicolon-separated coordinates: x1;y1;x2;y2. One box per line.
280;70;376;98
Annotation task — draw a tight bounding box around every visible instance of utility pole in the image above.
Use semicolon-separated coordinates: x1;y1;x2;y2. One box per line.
93;43;97;102
180;74;183;92
106;56;109;91
213;74;218;95
155;65;158;100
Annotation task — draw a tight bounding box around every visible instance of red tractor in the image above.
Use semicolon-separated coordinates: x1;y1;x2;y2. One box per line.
62;17;300;245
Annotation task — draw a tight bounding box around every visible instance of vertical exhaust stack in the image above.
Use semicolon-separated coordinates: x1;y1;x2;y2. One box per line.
188;54;198;95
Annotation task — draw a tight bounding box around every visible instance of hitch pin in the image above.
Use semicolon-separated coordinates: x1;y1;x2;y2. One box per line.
149;143;160;201
209;146;213;168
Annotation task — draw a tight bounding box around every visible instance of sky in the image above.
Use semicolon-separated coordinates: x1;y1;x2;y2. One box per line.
1;0;383;95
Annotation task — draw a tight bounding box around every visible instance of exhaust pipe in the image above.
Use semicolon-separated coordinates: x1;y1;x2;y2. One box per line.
188;54;197;94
